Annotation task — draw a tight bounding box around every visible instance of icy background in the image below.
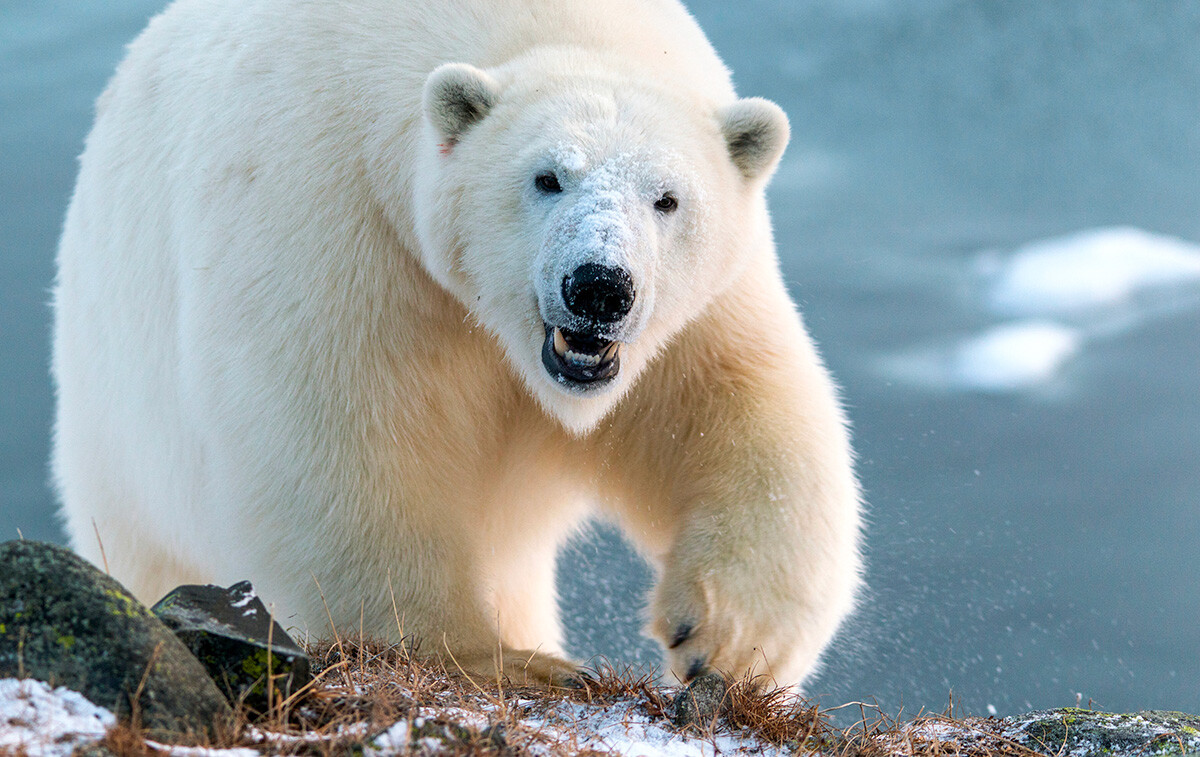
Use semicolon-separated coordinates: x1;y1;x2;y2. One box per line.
3;0;1198;721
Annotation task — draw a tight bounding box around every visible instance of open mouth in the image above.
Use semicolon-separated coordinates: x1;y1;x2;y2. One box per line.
541;323;621;386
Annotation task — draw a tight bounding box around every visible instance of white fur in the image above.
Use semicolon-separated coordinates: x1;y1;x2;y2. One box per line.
53;0;863;688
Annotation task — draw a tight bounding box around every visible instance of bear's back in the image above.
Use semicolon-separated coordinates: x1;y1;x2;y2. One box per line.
119;0;736;114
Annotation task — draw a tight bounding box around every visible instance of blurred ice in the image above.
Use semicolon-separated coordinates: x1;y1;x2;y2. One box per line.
880;321;1082;394
882;227;1200;393
983;227;1200;318
945;321;1082;392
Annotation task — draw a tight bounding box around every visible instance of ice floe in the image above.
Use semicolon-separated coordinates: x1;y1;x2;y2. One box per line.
880;320;1082;393
983;226;1200;318
880;227;1200;393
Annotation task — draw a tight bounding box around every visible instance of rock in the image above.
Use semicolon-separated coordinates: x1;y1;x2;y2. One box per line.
0;540;233;740
151;581;311;713
481;722;508;751
670;672;731;731
1005;708;1200;756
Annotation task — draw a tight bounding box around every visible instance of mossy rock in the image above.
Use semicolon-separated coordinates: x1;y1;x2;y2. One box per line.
0;540;233;740
1006;708;1200;756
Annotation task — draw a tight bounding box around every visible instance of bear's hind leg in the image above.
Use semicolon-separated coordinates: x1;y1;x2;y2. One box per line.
488;538;565;656
452;486;587;687
65;496;210;605
436;546;580;687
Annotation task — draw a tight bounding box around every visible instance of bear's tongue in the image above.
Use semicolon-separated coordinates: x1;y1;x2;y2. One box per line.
552;327;619;368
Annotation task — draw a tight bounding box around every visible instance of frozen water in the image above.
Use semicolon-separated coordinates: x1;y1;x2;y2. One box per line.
881;227;1200;393
948;322;1081;392
984;227;1200;317
882;321;1082;393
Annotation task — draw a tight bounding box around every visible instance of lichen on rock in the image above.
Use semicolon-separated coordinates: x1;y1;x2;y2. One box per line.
1005;708;1200;756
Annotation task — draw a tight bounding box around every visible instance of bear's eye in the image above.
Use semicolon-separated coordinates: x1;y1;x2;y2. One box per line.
654;193;678;213
535;172;562;194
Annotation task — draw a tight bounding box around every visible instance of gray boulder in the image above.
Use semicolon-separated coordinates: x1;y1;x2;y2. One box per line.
0;540;233;740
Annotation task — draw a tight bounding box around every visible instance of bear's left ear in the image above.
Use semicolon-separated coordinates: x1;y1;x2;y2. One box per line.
718;98;790;180
423;63;500;146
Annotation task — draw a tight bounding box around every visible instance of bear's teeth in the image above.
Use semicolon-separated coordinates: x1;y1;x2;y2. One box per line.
565;349;601;366
553;327;569;356
602;341;621;361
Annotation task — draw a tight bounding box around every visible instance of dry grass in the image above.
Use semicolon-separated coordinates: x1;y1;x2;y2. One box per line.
72;637;1052;757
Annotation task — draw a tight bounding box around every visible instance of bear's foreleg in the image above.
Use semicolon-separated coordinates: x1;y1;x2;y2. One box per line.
597;266;863;690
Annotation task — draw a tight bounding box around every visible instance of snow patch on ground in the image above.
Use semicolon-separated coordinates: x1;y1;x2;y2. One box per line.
0;678;115;757
7;676;1193;756
525;698;788;757
145;742;259;757
365;719;412;754
0;680;790;756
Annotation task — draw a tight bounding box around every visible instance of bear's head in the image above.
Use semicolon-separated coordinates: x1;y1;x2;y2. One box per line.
413;52;788;433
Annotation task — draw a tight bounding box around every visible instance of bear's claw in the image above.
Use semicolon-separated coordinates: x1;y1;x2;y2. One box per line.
684;656;708;682
669;622;696;649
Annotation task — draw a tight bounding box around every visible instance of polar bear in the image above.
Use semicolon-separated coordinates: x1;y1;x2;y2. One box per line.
53;0;862;688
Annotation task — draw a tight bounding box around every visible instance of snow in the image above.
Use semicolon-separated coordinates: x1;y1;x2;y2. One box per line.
553;143;587;173
246;721;371;747
365;719;411;754
0;679;251;757
145;742;259;757
984;226;1200;317
24;675;1187;757
0;678;114;757
525;699;789;757
230;589;258;608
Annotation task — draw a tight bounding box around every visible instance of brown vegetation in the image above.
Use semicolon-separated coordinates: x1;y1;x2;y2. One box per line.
4;636;1057;756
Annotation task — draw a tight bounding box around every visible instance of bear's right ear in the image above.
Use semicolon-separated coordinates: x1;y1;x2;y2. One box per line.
423;63;500;147
717;97;790;181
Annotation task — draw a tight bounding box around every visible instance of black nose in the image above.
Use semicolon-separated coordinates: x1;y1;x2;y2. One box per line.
562;263;635;323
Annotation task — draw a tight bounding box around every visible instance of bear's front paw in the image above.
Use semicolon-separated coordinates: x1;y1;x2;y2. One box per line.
649;557;813;689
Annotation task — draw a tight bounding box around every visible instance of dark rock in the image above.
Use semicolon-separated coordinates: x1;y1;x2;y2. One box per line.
1005;708;1200;756
151;581;311;713
0;540;233;740
481;722;508;750
670;672;731;731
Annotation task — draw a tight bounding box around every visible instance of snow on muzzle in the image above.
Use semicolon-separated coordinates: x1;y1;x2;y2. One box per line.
541;324;622;386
